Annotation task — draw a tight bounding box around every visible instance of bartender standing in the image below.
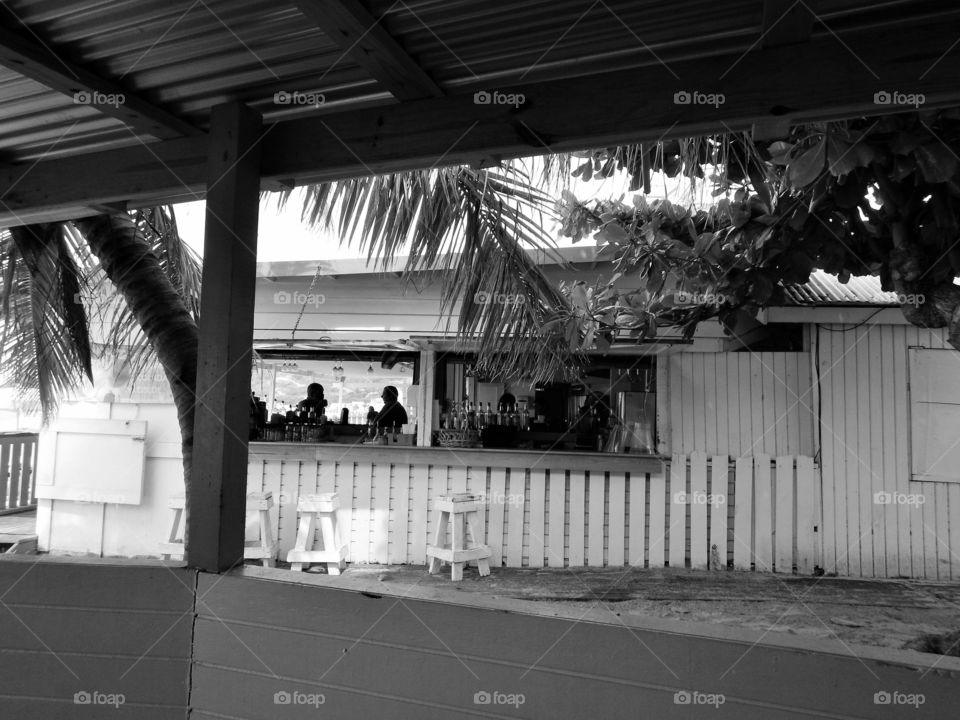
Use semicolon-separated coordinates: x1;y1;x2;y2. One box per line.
375;385;408;429
298;383;327;417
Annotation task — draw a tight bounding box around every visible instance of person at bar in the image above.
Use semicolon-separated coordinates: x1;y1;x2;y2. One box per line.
297;382;327;417
375;385;408;429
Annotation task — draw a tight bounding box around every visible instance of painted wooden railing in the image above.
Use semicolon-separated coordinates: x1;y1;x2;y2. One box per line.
0;432;38;513
247;445;818;574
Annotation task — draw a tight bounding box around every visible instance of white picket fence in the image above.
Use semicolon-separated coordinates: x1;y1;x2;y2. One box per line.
247;450;818;573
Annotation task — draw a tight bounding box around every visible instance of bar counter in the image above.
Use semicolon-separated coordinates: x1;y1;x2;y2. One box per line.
246;441;666;569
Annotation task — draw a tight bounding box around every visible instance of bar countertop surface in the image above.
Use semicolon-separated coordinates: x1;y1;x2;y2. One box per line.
248;440;666;473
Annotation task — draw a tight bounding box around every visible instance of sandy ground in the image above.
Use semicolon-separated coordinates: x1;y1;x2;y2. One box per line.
321;564;960;655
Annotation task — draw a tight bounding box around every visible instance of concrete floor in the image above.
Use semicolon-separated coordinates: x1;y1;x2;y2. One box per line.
283;562;960;656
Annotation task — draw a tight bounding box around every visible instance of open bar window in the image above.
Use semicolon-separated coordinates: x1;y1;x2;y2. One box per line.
433;352;657;454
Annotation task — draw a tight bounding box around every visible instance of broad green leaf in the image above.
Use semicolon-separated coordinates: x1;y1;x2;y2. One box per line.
788;139;826;188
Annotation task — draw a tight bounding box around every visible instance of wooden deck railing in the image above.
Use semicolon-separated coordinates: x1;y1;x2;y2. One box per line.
0;432;38;513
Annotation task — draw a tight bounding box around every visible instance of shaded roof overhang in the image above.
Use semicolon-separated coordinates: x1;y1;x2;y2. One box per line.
0;1;958;227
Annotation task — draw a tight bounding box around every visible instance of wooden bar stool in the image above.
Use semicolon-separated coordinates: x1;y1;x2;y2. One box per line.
286;493;347;574
160;492;279;567
426;493;491;581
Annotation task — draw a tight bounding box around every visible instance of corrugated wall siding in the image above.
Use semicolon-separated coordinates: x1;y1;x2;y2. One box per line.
664;352;815;458
816;324;960;580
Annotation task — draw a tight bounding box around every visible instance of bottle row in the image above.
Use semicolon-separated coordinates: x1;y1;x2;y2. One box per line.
440;400;532;432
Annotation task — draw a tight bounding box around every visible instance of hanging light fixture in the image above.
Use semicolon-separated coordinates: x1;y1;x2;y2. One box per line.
367;363;374;374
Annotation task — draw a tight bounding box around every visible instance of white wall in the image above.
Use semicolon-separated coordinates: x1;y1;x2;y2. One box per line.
815;324;960;581
660;351;814;458
36;400;183;558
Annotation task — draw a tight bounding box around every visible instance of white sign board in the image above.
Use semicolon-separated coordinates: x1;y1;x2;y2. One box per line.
34;419;147;504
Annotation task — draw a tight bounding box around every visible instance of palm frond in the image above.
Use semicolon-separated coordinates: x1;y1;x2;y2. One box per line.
0;224;94;420
289;162;582;382
89;207;202;390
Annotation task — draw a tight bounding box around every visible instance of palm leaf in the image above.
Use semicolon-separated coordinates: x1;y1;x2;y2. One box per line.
0;224;94;420
285;163;581;382
91;207;202;390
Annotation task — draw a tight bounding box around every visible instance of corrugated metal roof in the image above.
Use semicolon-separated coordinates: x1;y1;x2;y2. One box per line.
783;270;899;306
0;0;928;161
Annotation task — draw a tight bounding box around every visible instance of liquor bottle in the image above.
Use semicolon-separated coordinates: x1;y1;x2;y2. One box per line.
467;401;476;430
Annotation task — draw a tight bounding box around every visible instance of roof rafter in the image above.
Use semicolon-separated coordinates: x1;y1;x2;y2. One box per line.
0;25;201;140
761;0;815;47
292;0;442;100
1;12;960;226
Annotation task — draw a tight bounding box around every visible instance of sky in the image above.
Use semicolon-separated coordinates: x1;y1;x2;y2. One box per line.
171;165;697;263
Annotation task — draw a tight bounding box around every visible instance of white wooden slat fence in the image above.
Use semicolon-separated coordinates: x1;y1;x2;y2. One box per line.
0;432;38;513
247;452;819;573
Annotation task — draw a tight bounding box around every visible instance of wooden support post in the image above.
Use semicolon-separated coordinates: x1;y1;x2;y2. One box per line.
416;348;436;447
187;102;263;572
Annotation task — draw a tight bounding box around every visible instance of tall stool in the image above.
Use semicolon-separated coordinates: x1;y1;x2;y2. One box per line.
160;492;279;567
286;493;347;574
426;493;491;581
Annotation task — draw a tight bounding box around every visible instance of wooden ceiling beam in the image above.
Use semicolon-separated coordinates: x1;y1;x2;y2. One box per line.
0;25;200;139
761;0;815;47
1;13;960;225
293;0;442;101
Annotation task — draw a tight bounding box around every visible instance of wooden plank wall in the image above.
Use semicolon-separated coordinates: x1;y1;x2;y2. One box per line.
247;454;817;574
665;352;814;457
0;561;194;718
248;455;662;569
190;572;955;720
816;325;960;580
0;432;38;511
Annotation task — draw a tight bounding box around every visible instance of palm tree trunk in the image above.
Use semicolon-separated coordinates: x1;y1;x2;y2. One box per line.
73;214;198;506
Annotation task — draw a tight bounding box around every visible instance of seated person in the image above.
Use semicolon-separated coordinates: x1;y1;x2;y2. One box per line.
297;383;327;417
375;385;408;429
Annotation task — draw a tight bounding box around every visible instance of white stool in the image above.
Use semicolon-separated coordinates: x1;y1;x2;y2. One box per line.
286;493;347;574
160;492;279;567
426;493;491;581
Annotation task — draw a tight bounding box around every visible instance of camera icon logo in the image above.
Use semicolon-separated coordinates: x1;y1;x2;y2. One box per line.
873;691;891;705
74;691;91;705
273;290;292;305
474;291;490;304
473;90;492;105
274;690;292;705
674;690;692;704
474;691;492;704
874;491;892;505
73;90;92;104
873;90;891;105
673;90;691;105
274;91;291;104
